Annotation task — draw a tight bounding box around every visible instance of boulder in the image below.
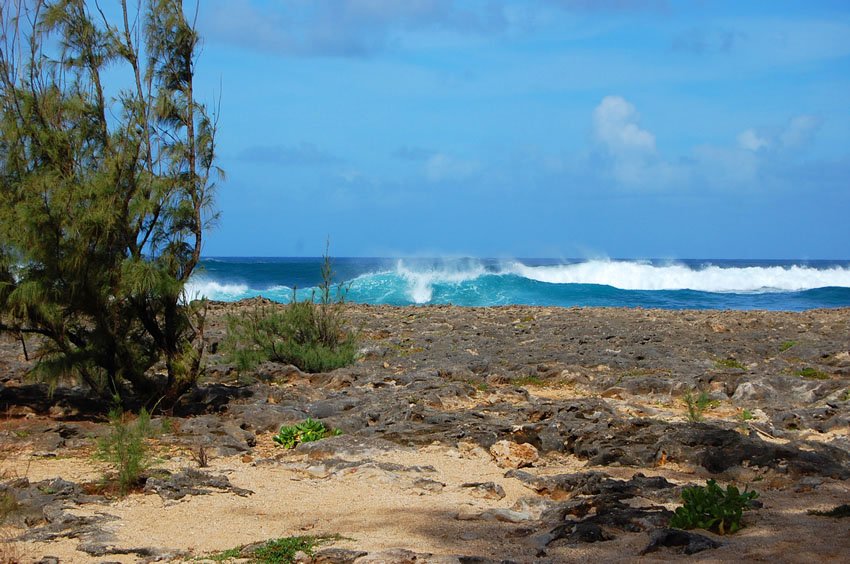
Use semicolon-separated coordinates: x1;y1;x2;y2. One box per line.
489;440;539;469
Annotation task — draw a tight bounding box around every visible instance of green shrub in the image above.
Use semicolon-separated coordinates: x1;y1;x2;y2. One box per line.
715;358;745;370
795;367;829;380
669;479;759;535
224;252;356;374
205;534;342;563
253;535;331;563
96;407;154;495
0;1;218;406
779;340;797;352
0;491;17;524
512;375;544;387
273;418;341;449
683;391;716;422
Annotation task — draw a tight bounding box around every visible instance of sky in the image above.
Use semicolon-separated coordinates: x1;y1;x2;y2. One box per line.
183;0;850;259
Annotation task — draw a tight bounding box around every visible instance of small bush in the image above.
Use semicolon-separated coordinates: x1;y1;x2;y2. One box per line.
273;418;341;449
683;391;716;422
224;251;356;374
0;491;17;524
795;367;829;380
715;358;745;370
206;534;342;564
96;407;154;495
779;340;797;352
670;479;759;535
512;375;544;387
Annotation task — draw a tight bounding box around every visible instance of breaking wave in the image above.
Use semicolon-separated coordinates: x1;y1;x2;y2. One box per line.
187;258;850;311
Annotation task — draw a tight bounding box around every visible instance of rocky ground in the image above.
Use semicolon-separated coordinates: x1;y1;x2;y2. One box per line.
1;302;849;562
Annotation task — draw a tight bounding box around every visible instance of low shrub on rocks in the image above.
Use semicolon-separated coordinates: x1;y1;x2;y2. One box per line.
669;479;759;535
96;407;155;495
206;534;344;562
224;253;356;374
273;418;341;449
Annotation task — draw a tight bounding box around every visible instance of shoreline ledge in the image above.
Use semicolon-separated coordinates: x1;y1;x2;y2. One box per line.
1;301;848;562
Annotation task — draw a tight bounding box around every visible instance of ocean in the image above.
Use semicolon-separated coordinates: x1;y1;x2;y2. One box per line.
185;258;850;311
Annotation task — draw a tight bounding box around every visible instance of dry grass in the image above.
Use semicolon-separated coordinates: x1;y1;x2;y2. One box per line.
0;528;24;564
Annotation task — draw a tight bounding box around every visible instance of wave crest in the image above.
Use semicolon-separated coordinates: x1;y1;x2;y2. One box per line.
504;261;850;292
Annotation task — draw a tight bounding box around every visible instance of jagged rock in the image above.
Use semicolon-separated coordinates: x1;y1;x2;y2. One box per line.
489;440;539;469
571;421;850;478
143;468;253;500
297;435;408;459
174;415;256;456
461;482;506;500
172;383;254;416
353;548;432;563
411;478;445;493
639;528;721;555
0;477;102;528
311;548;369;563
457;508;533;523
227;403;308;432
732;381;775;402
506;470;678;503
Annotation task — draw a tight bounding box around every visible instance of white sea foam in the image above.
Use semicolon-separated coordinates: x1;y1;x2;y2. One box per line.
187;259;850;306
184;279;251;301
395;259;487;303
503;260;850;292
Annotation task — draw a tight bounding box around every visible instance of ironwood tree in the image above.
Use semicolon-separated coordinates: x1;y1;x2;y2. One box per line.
0;0;221;406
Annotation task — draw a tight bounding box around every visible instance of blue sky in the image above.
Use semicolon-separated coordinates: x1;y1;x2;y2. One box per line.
186;0;850;259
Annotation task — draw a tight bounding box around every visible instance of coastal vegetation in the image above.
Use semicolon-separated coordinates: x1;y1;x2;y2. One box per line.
669;479;759;535
795;367;830;380
204;534;344;563
223;253;356;374
272;418;341;449
683;390;716;422
95;407;156;495
714;358;746;370
0;0;220;407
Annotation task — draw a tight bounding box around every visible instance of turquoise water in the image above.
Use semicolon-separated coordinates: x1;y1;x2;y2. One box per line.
187;258;850;311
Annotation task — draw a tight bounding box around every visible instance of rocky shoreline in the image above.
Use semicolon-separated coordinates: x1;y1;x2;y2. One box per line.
1;303;849;562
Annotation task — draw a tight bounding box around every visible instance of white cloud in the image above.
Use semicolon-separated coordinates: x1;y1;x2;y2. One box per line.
780;115;820;149
737;114;820;153
737;129;770;152
591;96;674;186
424;153;481;182
592;96;656;154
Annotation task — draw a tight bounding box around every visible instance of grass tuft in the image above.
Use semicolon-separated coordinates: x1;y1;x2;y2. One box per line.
224;250;356;374
795;367;829;380
715;358;745;370
779;340;797;352
684;391;716;422
95;407;155;495
203;534;343;563
512;375;545;387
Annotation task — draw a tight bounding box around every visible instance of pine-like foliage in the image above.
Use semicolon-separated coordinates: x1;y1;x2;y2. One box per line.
0;1;221;405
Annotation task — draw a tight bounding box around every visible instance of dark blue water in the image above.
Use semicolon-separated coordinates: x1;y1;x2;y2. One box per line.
187;257;850;311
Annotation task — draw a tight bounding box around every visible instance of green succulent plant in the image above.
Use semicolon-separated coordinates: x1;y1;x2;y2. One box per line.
669;479;759;535
273;418;342;449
